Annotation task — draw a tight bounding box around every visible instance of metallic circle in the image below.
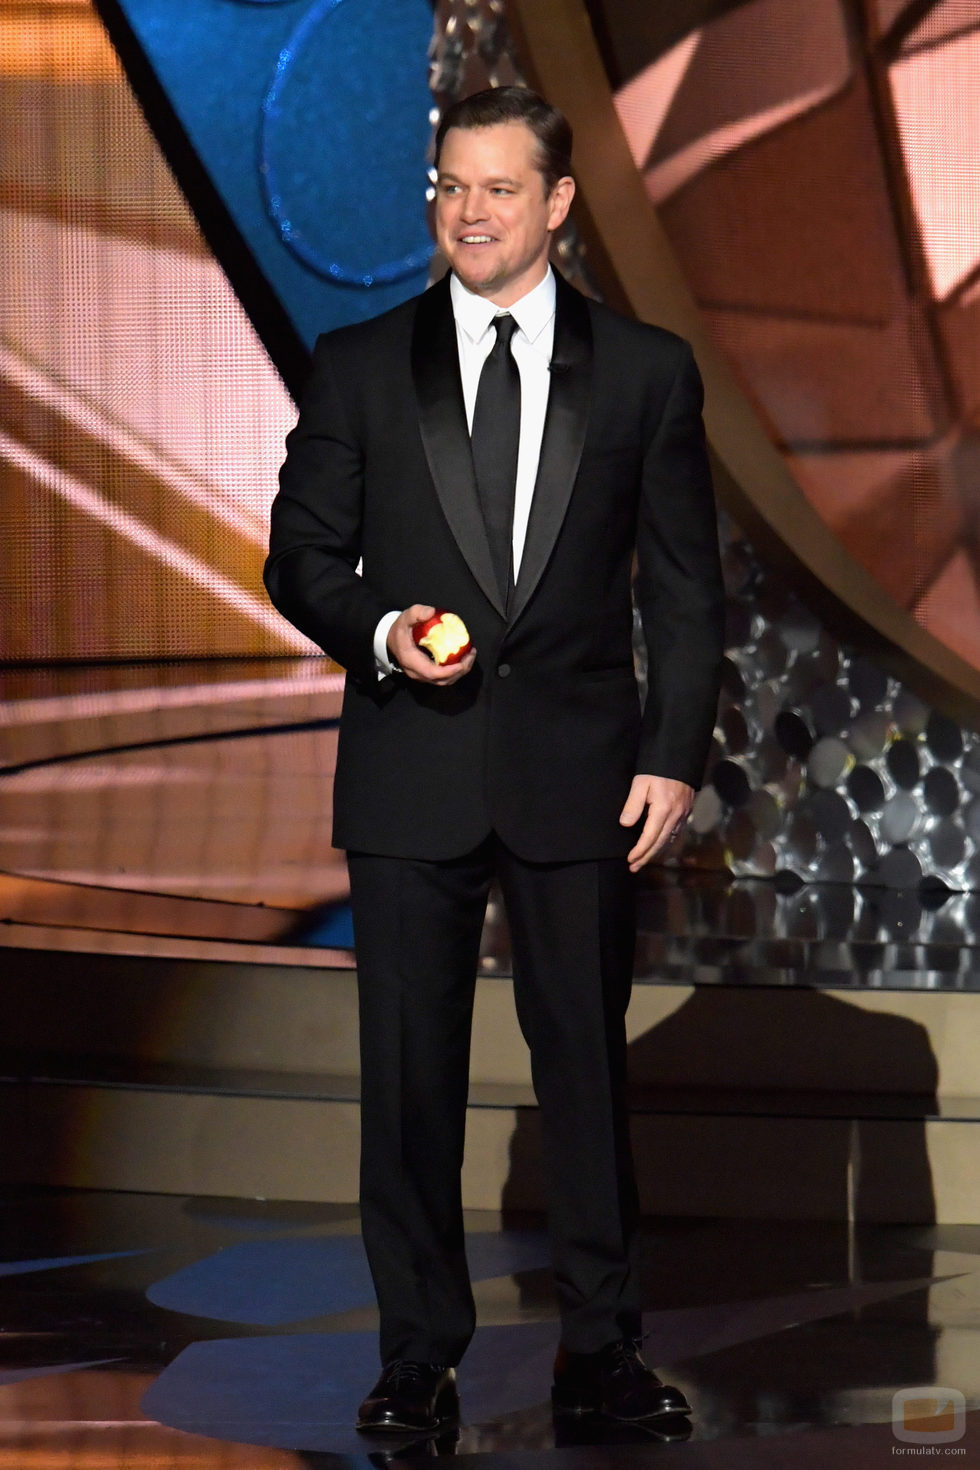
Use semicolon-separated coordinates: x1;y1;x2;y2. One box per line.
848;657;889;708
703;735;725;779
803;788;851;843
848;710;890;761
755;682;781;732
690;833;728;869
749;840;777;876
816;842;854;883
690;783;723;834
725;809;757;861
923;766;960;817
880;791;920;844
849;818;878;869
961;745;980;796
720;705;750;756
779;603;821;654
781;660;818;705
810;682;852;736
847;765;885;813
807;736;851;789
748;787;782;840
713;759;752;808
770;757;803;804
918;878;951;914
929;820;966;870
775;709;814;759
875;846;923;889
926;712;963;763
893;689;930;736
783;811;819;866
813;634;842;682
886;738;921;790
720;656;746;701
752;628;788;678
964;797;980;843
757;734;789;784
259;0;434;286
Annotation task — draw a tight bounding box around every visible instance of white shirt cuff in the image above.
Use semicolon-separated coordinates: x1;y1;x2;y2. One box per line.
373;610;402;677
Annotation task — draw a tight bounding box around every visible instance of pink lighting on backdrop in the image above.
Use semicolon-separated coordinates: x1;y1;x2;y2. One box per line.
889;27;980;301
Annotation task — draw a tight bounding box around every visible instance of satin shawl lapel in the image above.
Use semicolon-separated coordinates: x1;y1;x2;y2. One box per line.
411;276;506;618
510;273;593;625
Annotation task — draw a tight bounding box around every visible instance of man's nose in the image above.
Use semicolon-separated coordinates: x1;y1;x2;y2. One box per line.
460;191;489;221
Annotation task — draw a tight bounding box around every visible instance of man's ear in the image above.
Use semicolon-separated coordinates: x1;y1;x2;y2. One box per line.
548;175;575;232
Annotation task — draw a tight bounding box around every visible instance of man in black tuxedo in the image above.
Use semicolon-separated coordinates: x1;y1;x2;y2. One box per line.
265;87;724;1434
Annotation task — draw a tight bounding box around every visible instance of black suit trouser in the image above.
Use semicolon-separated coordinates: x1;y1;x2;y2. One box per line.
347;836;642;1366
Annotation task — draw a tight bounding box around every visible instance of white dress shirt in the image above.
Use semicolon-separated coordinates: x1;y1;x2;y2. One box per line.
373;267;556;674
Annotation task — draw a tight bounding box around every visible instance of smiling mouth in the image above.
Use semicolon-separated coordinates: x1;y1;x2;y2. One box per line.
459;234;495;244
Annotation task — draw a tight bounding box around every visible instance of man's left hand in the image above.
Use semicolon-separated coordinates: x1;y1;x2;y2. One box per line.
619;774;695;873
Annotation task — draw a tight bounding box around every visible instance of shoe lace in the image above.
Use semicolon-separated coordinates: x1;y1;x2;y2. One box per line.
606;1339;646;1377
383;1359;440;1389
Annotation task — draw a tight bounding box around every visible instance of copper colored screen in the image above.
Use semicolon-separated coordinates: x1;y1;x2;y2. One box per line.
0;0;306;661
596;0;980;670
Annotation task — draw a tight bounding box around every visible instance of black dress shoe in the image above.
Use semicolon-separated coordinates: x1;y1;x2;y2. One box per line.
356;1360;459;1433
551;1339;691;1421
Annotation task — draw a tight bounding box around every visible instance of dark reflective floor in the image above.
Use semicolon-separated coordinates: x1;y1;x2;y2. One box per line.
0;1187;978;1467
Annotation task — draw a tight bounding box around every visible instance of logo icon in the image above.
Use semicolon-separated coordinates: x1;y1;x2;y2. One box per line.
892;1387;966;1444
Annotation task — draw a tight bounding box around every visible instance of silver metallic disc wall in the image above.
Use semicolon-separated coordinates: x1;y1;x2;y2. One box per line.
683;515;980;892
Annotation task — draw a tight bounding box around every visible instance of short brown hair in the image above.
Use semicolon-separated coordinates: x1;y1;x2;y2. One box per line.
434;86;573;196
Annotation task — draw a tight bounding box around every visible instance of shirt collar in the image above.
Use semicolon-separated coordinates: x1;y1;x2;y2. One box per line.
450;266;556;348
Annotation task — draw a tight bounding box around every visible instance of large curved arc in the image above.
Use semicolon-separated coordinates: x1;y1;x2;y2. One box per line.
508;0;980;723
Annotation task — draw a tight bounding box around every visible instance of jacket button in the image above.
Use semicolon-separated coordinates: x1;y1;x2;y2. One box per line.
497;663;512;678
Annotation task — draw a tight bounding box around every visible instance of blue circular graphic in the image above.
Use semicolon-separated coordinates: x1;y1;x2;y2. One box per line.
259;0;434;287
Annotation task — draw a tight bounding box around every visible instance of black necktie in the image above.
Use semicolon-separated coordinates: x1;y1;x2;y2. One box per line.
470;313;521;609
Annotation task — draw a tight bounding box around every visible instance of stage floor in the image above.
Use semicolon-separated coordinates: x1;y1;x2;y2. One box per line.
1;1186;978;1467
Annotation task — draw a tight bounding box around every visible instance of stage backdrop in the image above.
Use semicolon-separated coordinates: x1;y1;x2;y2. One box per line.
4;0;980;909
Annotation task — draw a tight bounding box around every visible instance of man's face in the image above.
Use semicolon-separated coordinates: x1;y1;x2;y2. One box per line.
435;121;574;306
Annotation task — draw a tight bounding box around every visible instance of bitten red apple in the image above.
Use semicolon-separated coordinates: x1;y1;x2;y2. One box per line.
412;610;472;666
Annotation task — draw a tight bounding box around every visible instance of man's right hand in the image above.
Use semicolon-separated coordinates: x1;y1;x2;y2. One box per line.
387;605;477;684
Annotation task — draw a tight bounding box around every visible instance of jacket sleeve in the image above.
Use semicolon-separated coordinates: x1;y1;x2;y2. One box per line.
634;340;725;787
264;333;389;683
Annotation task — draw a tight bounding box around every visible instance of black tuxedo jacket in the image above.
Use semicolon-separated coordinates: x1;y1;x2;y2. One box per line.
265;272;725;861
